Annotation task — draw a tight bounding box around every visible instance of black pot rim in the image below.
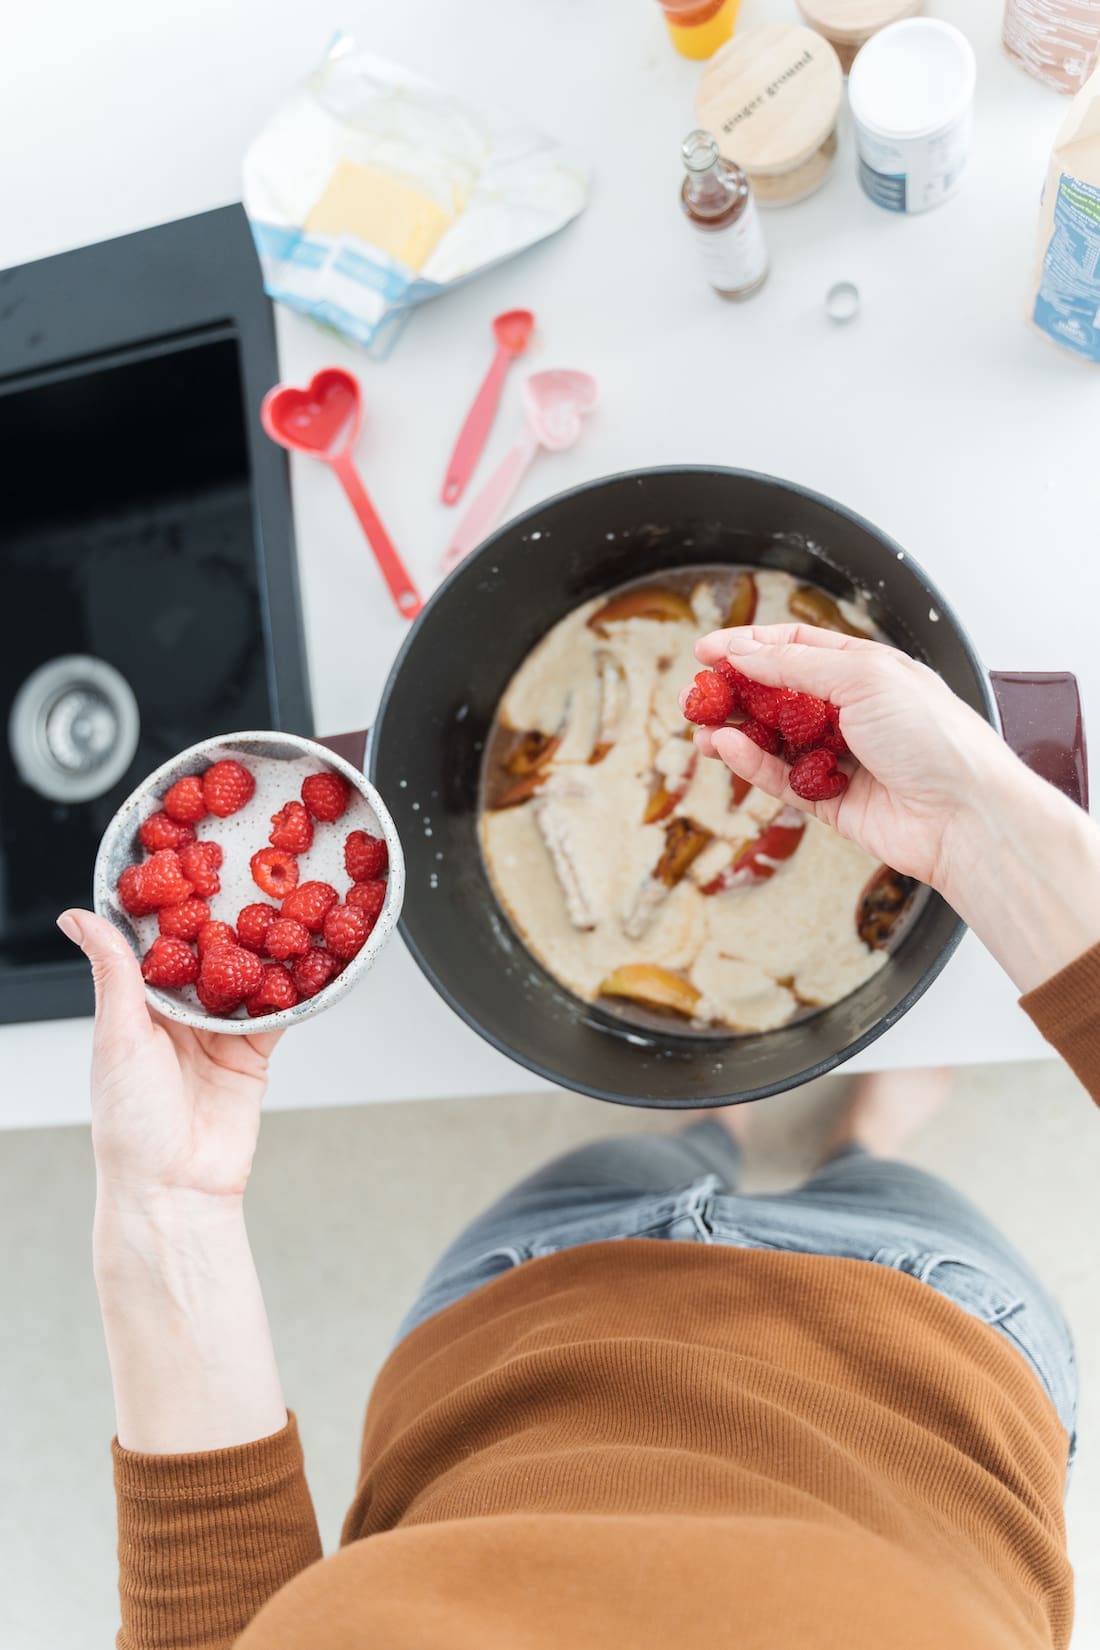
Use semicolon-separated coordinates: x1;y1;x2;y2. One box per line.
371;463;989;1107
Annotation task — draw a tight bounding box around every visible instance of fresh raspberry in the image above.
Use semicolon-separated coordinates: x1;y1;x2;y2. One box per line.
776;693;831;752
268;800;313;854
118;863;154;917
157;897;211;941
712;660;750;712
202;759;255;818
682;670;737;727
738;719;782;755
280;879;339;933
789;749;849;802
323;903;370;960
196;977;240;1016
346;879;386;927
197;920;237;958
301;771;351;822
140;850;195;909
290;948;339;1000
819;728;849;757
251;848;299;899
139;811;196;853
741;681;794;730
198;942;264;1009
819;708;850;757
344;830;388;883
245;963;300;1018
236;902;278;953
264;918;311;961
179;840;223;899
163;775;208;824
140;936;199;989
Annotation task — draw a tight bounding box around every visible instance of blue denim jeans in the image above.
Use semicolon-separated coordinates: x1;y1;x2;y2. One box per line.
397;1120;1076;1460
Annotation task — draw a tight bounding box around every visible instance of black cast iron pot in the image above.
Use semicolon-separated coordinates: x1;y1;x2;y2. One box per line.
362;467;1087;1109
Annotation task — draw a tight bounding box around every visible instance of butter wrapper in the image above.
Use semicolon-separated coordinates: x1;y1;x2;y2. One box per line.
243;35;589;357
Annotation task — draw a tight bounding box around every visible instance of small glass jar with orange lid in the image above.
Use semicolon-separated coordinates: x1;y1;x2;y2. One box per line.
656;0;739;60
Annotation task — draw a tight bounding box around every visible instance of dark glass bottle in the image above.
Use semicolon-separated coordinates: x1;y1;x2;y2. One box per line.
680;129;768;299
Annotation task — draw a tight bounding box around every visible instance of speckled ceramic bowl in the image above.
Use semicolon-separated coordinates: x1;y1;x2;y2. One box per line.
93;731;404;1034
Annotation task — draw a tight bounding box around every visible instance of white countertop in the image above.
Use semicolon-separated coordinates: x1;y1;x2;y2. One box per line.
2;0;1092;1128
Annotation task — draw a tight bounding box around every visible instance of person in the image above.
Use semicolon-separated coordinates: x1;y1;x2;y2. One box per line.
62;623;1100;1650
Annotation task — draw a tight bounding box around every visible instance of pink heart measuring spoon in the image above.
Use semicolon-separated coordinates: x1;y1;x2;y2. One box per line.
442;369;599;573
440;309;535;506
261;367;423;621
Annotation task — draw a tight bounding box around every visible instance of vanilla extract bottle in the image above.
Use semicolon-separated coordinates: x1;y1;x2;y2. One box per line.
680;128;768;300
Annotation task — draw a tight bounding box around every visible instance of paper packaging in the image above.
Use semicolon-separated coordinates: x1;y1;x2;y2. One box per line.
243;35;589;357
1028;65;1100;362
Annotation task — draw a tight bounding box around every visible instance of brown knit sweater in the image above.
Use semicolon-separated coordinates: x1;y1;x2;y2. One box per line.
113;944;1100;1650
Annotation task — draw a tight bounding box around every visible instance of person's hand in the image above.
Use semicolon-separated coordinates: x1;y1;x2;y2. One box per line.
58;909;280;1207
689;623;1023;893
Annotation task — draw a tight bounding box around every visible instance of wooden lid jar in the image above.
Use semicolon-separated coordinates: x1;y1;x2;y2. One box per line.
697;24;844;207
795;0;925;73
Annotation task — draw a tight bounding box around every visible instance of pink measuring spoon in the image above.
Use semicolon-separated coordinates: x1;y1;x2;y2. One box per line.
261;367;423;620
440;309;535;506
442;369;599;573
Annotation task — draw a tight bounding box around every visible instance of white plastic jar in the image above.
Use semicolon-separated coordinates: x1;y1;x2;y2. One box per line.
847;18;976;214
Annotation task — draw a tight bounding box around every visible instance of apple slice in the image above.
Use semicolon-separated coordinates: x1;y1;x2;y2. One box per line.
599;963;701;1018
726;571;758;628
701;806;806;894
504;728;562;776
857;866;918;948
789;585;871;639
588;587;695;635
492;772;549;810
655;817;712;887
623;817;711;938
644;753;698;823
533;783;600;931
589;650;628;765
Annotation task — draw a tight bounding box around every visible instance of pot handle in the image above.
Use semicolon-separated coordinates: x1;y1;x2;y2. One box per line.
989;672;1089;810
316;729;371;773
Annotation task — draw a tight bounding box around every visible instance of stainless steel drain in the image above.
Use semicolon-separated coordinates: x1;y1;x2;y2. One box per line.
8;655;141;803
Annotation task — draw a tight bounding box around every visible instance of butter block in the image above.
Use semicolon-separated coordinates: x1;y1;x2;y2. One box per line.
304;159;451;270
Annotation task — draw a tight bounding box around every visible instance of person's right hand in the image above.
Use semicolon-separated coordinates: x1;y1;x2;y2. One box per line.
690;623;1025;894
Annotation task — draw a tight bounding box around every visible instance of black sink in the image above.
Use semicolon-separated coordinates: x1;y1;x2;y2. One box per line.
0;206;312;1024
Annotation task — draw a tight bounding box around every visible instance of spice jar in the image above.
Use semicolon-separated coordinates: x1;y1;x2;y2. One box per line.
696;24;844;207
795;0;924;73
848;18;976;213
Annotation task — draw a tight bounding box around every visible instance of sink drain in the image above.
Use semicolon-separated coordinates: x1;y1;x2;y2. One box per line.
9;655;141;804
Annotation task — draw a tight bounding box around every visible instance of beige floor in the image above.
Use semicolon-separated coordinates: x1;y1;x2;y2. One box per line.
2;1061;1097;1649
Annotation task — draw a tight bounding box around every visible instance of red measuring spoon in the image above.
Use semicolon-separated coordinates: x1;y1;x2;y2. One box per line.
261;367;422;620
441;309;535;506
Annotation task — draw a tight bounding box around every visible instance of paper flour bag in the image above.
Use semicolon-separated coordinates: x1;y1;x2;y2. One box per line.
243;35;589;357
1028;64;1100;361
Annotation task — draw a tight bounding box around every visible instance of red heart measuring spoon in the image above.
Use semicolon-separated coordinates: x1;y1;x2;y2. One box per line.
261;368;422;621
440;309;535;506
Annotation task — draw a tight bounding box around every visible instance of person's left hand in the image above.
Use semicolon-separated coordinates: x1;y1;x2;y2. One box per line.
58;909;281;1206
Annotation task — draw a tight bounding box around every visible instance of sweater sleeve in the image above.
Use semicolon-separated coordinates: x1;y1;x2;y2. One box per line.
112;1412;322;1650
1020;940;1100;1107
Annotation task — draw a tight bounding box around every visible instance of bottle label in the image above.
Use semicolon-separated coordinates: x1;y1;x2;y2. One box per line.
690;197;768;293
855;112;972;215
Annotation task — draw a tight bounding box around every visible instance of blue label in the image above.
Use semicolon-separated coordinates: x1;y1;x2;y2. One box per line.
249;221;328;271
858;160;906;213
1032;175;1100;362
